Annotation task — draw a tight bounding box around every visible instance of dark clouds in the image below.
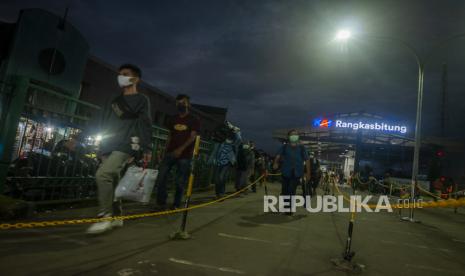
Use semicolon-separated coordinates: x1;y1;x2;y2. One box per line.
1;0;465;152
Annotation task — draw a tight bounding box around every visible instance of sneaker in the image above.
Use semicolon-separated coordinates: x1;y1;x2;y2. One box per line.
111;219;124;228
86;220;113;234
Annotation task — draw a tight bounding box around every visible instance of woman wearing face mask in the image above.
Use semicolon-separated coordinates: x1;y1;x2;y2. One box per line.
273;130;311;215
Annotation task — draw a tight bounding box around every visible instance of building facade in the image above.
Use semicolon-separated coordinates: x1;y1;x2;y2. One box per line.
0;9;226;162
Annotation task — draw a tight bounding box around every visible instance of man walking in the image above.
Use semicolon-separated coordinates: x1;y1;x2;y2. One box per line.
155;94;200;210
87;64;152;234
273;130;311;215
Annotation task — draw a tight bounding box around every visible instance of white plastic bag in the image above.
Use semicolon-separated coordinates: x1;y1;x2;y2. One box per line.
115;166;158;203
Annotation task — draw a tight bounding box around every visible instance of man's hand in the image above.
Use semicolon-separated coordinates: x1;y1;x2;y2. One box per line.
272;163;279;171
305;172;311;182
143;152;152;163
173;148;184;158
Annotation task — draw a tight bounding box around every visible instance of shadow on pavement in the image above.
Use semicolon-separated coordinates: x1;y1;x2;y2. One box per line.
239;213;306;226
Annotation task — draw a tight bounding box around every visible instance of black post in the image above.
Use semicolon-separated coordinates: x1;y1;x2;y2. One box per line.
170;136;201;240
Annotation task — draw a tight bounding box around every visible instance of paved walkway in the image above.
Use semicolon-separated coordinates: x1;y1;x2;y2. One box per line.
0;183;464;276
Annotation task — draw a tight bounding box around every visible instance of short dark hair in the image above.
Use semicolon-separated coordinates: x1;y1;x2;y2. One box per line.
176;94;190;102
287;129;298;136
119;63;142;78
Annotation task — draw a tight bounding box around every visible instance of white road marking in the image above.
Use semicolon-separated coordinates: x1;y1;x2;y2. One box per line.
250;223;301;231
169;258;245;274
452;239;465;243
379;229;426;237
117;268;142;276
380;240;453;252
405;264;464;274
218;233;291;246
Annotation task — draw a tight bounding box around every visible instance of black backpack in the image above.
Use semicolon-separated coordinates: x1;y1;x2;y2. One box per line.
211;122;235;143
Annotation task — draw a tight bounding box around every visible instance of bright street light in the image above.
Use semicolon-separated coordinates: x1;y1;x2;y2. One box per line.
334;29;352;42
332;29;465;222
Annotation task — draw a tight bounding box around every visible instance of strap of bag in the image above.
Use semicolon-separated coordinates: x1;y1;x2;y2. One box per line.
111;94;140;119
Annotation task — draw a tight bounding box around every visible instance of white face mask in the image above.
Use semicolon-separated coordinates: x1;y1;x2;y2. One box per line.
118;75;133;87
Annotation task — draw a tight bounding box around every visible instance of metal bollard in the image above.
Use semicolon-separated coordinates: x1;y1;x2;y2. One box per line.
170;136;201;240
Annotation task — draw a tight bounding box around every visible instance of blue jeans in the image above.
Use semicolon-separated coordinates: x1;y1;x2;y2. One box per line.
282;175;300;197
156;154;191;207
215;164;230;196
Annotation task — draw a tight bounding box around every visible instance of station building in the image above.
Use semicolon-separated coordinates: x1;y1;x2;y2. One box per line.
272;112;465;184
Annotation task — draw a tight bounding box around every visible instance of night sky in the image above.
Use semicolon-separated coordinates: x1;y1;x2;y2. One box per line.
1;0;465;152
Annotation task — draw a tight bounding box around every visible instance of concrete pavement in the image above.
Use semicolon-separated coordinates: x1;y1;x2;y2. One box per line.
0;182;464;276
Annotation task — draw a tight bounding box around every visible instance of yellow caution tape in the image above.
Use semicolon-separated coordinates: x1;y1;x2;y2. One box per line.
0;175;265;230
332;178;465;209
2;173;462;230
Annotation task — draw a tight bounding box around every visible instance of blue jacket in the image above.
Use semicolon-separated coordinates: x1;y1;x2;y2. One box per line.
209;132;242;166
277;144;309;178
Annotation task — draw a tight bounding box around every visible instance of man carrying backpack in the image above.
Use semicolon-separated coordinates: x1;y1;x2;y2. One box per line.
273;130;311;215
208;122;242;199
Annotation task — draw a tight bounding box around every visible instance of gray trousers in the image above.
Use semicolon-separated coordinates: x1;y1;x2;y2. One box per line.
96;151;130;216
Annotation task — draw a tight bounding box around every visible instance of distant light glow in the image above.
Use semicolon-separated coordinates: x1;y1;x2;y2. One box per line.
45;127;53;132
335;29;352;42
95;135;103;141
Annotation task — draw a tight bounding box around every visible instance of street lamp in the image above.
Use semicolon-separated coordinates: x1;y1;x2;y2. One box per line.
334;29;352;42
334;29;465;222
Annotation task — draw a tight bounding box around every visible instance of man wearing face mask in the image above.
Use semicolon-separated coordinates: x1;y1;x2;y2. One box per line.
273;130;311;215
87;64;152;234
154;94;200;210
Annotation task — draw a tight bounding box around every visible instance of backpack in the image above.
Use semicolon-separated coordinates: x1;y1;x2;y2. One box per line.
211;122;235;143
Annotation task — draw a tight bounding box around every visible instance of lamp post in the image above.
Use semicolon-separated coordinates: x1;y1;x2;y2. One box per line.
334;30;465;222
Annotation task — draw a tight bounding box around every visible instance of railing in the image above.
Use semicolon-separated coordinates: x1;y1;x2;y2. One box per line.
3;78;216;204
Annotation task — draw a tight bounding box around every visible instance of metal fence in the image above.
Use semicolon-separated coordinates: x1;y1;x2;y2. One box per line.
2;77;216;204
